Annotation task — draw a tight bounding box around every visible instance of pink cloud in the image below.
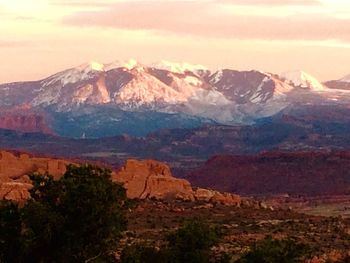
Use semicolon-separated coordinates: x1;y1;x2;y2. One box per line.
0;40;32;48
218;0;321;5
62;1;350;42
50;1;113;7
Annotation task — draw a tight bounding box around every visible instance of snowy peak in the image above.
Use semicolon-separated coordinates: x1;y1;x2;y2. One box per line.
42;61;105;87
152;60;208;75
105;59;144;71
280;70;325;92
76;61;104;72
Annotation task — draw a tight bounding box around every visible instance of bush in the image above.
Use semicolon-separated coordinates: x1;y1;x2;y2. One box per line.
120;243;166;263
237;237;309;263
0;164;128;263
166;220;221;263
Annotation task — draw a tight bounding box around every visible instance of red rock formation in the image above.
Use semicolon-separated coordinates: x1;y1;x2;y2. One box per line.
0;105;53;134
0;151;241;206
194;188;241;205
0;182;31;202
0;151;69;180
115;159;241;205
0;151;71;202
115;159;195;200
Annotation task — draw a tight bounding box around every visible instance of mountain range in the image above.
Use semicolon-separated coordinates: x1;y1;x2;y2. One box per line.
1;59;350;138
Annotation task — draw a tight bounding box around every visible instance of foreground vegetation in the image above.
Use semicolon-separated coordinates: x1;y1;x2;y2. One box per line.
0;165;127;262
121;222;311;263
1;164;349;262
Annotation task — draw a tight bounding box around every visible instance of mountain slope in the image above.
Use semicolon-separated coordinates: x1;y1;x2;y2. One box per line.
209;70;293;104
324;73;350;90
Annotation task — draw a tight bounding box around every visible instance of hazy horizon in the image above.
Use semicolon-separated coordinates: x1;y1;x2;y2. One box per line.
1;0;350;83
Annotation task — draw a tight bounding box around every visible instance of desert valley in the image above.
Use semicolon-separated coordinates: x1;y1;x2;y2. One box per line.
0;61;349;262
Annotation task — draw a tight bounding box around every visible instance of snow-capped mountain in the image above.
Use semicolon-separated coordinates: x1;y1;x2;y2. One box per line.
0;60;347;138
279;70;326;92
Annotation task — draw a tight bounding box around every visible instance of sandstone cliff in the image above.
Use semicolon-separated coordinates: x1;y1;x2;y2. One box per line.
0;151;240;206
0;151;69;180
115;159;194;200
115;159;240;205
0;151;71;202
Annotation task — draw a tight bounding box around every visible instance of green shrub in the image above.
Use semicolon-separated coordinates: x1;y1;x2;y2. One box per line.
0;164;128;263
166;220;221;263
120;243;166;263
237;237;309;263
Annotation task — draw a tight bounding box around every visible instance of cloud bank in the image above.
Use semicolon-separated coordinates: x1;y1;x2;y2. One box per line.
218;0;321;6
62;0;350;42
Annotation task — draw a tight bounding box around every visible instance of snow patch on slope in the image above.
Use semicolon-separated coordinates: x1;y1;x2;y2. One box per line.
211;70;224;86
114;71;188;108
190;89;231;106
42;61;104;87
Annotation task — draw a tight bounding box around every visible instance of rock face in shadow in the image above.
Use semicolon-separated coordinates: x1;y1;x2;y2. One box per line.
0;151;241;206
0;106;53;134
0;114;52;134
187;152;350;196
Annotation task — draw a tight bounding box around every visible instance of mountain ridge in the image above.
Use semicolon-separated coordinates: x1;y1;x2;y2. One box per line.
1;60;350;138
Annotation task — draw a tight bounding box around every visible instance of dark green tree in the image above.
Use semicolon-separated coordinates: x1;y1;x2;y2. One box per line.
237;237;309;263
0;201;23;263
120;242;166;263
166;220;220;263
0;164;128;263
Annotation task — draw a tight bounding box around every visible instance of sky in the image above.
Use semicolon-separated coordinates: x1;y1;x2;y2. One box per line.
0;0;350;83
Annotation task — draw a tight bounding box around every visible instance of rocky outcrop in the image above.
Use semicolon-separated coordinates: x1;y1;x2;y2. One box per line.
0;151;241;206
0;151;71;201
0;151;69;180
115;159;195;201
115;159;241;205
0;181;31;203
194;188;241;206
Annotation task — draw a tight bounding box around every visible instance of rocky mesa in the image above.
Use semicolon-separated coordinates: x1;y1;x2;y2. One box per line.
187;151;350;196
